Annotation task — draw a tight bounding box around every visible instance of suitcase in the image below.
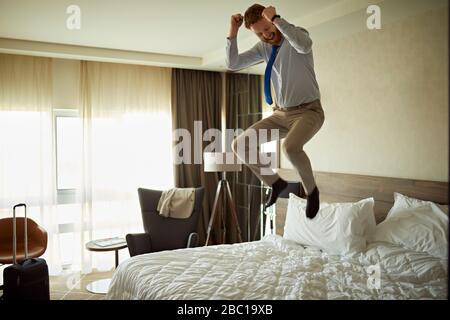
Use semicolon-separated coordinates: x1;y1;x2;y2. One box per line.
2;203;50;300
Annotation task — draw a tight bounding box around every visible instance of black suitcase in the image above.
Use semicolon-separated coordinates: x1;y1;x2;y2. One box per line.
2;203;50;300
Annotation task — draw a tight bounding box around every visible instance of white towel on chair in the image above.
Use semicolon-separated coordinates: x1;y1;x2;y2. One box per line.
157;188;196;219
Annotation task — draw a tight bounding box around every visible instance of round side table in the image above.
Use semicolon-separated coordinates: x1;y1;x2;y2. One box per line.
85;238;127;294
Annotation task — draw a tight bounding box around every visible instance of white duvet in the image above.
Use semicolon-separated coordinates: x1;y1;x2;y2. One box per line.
106;235;447;300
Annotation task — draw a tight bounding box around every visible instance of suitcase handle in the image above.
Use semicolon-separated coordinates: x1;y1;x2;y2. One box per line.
12;203;28;264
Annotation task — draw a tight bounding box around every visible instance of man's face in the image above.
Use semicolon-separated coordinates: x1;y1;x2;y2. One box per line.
250;18;282;45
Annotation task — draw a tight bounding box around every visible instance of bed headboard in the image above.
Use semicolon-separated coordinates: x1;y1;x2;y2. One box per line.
273;169;449;236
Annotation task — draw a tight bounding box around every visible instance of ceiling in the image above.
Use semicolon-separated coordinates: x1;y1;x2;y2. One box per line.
0;0;447;73
0;0;335;57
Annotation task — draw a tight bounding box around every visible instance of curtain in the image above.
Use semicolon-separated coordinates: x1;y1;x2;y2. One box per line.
171;69;222;245
78;61;173;272
225;73;264;242
0;53;62;274
0;55;174;276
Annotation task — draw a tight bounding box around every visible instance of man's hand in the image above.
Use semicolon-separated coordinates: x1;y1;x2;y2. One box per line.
262;6;277;22
231;13;244;29
229;14;243;38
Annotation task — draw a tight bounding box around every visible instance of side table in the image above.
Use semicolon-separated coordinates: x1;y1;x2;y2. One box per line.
85;238;127;294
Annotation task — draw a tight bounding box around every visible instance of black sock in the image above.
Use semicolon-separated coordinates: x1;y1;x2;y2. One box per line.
264;178;288;209
305;186;320;219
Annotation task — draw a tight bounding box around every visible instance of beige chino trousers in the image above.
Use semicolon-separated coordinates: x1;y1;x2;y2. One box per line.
231;99;325;195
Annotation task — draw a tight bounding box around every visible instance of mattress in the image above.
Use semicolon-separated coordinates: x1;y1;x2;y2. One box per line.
106;235;447;300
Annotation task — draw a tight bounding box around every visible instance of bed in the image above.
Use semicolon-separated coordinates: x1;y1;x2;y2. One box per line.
106;171;448;300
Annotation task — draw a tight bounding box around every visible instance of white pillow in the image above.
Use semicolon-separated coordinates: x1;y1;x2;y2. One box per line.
283;194;376;255
370;192;448;259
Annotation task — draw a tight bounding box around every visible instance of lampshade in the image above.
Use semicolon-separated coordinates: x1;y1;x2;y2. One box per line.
203;152;242;172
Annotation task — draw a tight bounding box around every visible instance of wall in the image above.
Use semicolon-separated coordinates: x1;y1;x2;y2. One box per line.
281;7;449;182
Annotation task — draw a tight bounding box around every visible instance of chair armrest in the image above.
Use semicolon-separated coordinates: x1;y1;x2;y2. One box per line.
187;232;199;248
126;233;152;257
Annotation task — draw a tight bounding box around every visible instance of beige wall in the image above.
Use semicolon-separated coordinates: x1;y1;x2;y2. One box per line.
281;7;449;182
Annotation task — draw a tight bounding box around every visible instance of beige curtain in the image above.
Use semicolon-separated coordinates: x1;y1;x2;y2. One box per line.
79;61;173;272
0;53;62;274
0;55;174;275
171;68;223;245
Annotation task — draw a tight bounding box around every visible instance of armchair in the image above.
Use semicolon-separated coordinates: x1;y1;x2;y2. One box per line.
126;187;204;257
0;217;48;264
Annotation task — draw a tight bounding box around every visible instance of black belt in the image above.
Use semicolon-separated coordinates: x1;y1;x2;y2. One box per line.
274;99;320;112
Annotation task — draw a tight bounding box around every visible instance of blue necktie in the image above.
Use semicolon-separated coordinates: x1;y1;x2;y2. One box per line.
264;45;280;105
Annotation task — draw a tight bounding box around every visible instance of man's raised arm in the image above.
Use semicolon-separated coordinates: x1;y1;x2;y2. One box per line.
263;6;313;54
226;13;263;71
273;18;312;54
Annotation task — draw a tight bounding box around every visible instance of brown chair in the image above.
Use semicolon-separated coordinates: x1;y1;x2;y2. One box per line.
0;217;48;264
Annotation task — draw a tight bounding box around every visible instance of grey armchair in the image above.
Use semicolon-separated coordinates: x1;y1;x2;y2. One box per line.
126;187;204;257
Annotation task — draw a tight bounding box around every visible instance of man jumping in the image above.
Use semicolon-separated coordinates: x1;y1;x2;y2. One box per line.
227;4;325;219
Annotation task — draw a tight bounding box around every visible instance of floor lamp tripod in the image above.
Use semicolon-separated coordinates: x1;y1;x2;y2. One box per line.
204;152;243;246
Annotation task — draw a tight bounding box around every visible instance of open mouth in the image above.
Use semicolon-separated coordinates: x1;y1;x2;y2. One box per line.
264;33;275;41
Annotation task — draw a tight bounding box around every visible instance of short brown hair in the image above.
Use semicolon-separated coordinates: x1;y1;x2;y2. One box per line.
244;4;265;29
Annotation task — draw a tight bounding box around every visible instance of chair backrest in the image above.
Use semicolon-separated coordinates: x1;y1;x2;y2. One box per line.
0;217;48;264
137;187;204;252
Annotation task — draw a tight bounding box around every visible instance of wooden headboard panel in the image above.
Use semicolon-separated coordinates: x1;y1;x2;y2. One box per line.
274;169;449;236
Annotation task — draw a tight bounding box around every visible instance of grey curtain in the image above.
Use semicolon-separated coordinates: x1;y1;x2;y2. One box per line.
225;73;264;242
171;68;223;245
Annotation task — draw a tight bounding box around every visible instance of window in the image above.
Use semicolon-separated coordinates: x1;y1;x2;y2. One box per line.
54;110;82;267
54;109;81;204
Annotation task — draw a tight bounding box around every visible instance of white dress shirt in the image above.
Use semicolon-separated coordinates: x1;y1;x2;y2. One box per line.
226;18;321;108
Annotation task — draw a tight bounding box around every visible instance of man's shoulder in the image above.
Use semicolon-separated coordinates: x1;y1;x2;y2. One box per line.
257;41;271;52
